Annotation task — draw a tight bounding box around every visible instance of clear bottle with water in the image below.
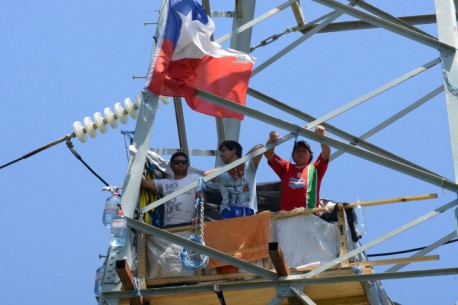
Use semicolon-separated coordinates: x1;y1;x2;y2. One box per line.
354;197;367;238
110;205;128;247
102;187;121;228
94;265;105;296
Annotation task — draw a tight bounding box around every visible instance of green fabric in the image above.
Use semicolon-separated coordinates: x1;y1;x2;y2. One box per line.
306;163;318;209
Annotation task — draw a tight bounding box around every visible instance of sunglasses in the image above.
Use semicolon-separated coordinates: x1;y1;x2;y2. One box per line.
171;160;188;165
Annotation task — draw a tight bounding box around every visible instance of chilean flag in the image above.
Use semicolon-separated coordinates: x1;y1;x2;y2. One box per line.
146;0;254;120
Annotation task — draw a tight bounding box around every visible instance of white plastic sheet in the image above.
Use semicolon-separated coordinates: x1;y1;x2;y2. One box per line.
146;214;340;278
270;214;340;268
147;230;197;279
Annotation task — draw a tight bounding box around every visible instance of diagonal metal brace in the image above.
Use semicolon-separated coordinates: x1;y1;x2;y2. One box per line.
271;284;316;305
290;286;317;305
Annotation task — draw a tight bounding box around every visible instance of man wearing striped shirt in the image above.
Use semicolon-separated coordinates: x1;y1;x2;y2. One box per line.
265;126;330;211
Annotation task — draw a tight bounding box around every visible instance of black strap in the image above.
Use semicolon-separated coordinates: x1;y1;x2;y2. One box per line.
213;284;226;305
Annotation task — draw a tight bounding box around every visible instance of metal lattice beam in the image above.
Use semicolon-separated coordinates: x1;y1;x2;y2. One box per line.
102;267;458;298
314;0;455;52
195;89;458;192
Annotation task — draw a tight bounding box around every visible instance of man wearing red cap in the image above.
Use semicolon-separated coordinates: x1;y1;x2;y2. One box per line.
265;125;330;211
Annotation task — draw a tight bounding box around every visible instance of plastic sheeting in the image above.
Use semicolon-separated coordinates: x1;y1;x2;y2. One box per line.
270;214;340;268
147;230;197;279
146;214;340;278
146;149;204;179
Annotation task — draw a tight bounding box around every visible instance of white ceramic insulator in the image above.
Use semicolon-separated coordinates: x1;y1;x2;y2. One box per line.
73;121;87;143
159;95;170;104
83;116;97;138
114;102;128;124
124;98;138;119
94;112;108;134
104;107;118;129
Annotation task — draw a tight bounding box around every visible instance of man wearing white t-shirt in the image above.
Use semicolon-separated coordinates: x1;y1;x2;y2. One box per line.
141;152;203;228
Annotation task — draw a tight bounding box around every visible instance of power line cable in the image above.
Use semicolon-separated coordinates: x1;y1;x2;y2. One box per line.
65;139;110;186
0;134;74;170
0;133;110;187
367;238;458;257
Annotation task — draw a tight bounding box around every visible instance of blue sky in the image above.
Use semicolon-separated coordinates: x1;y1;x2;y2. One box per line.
1;1;457;304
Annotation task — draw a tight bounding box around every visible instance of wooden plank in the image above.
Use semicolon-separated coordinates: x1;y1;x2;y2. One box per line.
337;204;349;267
268;244;301;305
136;233;147;289
268;242;290;276
272;193;438;220
304;281;366;300
147;266;372;286
120;299;130;305
146;272;258;286
120;299;150;305
315;295;370;305
144;268;373;305
115;260;144;305
144;280;369;305
268;243;301;305
302;268;368;301
145;288;285;305
357;255;439;267
311;267;370;277
346;193;437;209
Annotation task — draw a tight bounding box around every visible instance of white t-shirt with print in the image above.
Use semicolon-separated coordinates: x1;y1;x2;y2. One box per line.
154;173;200;226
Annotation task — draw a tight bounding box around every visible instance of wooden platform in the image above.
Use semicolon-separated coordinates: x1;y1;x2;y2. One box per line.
119;268;371;305
303;269;370;305
117;199;442;305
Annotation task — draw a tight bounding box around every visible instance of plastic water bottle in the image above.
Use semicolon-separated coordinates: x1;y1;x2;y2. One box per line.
354;197;367;238
102;187;121;228
94;265;105;296
110;205;128;247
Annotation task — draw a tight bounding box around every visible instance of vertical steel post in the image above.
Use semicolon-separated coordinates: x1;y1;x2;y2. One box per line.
435;0;458;182
99;92;159;305
174;97;190;160
218;0;257;147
